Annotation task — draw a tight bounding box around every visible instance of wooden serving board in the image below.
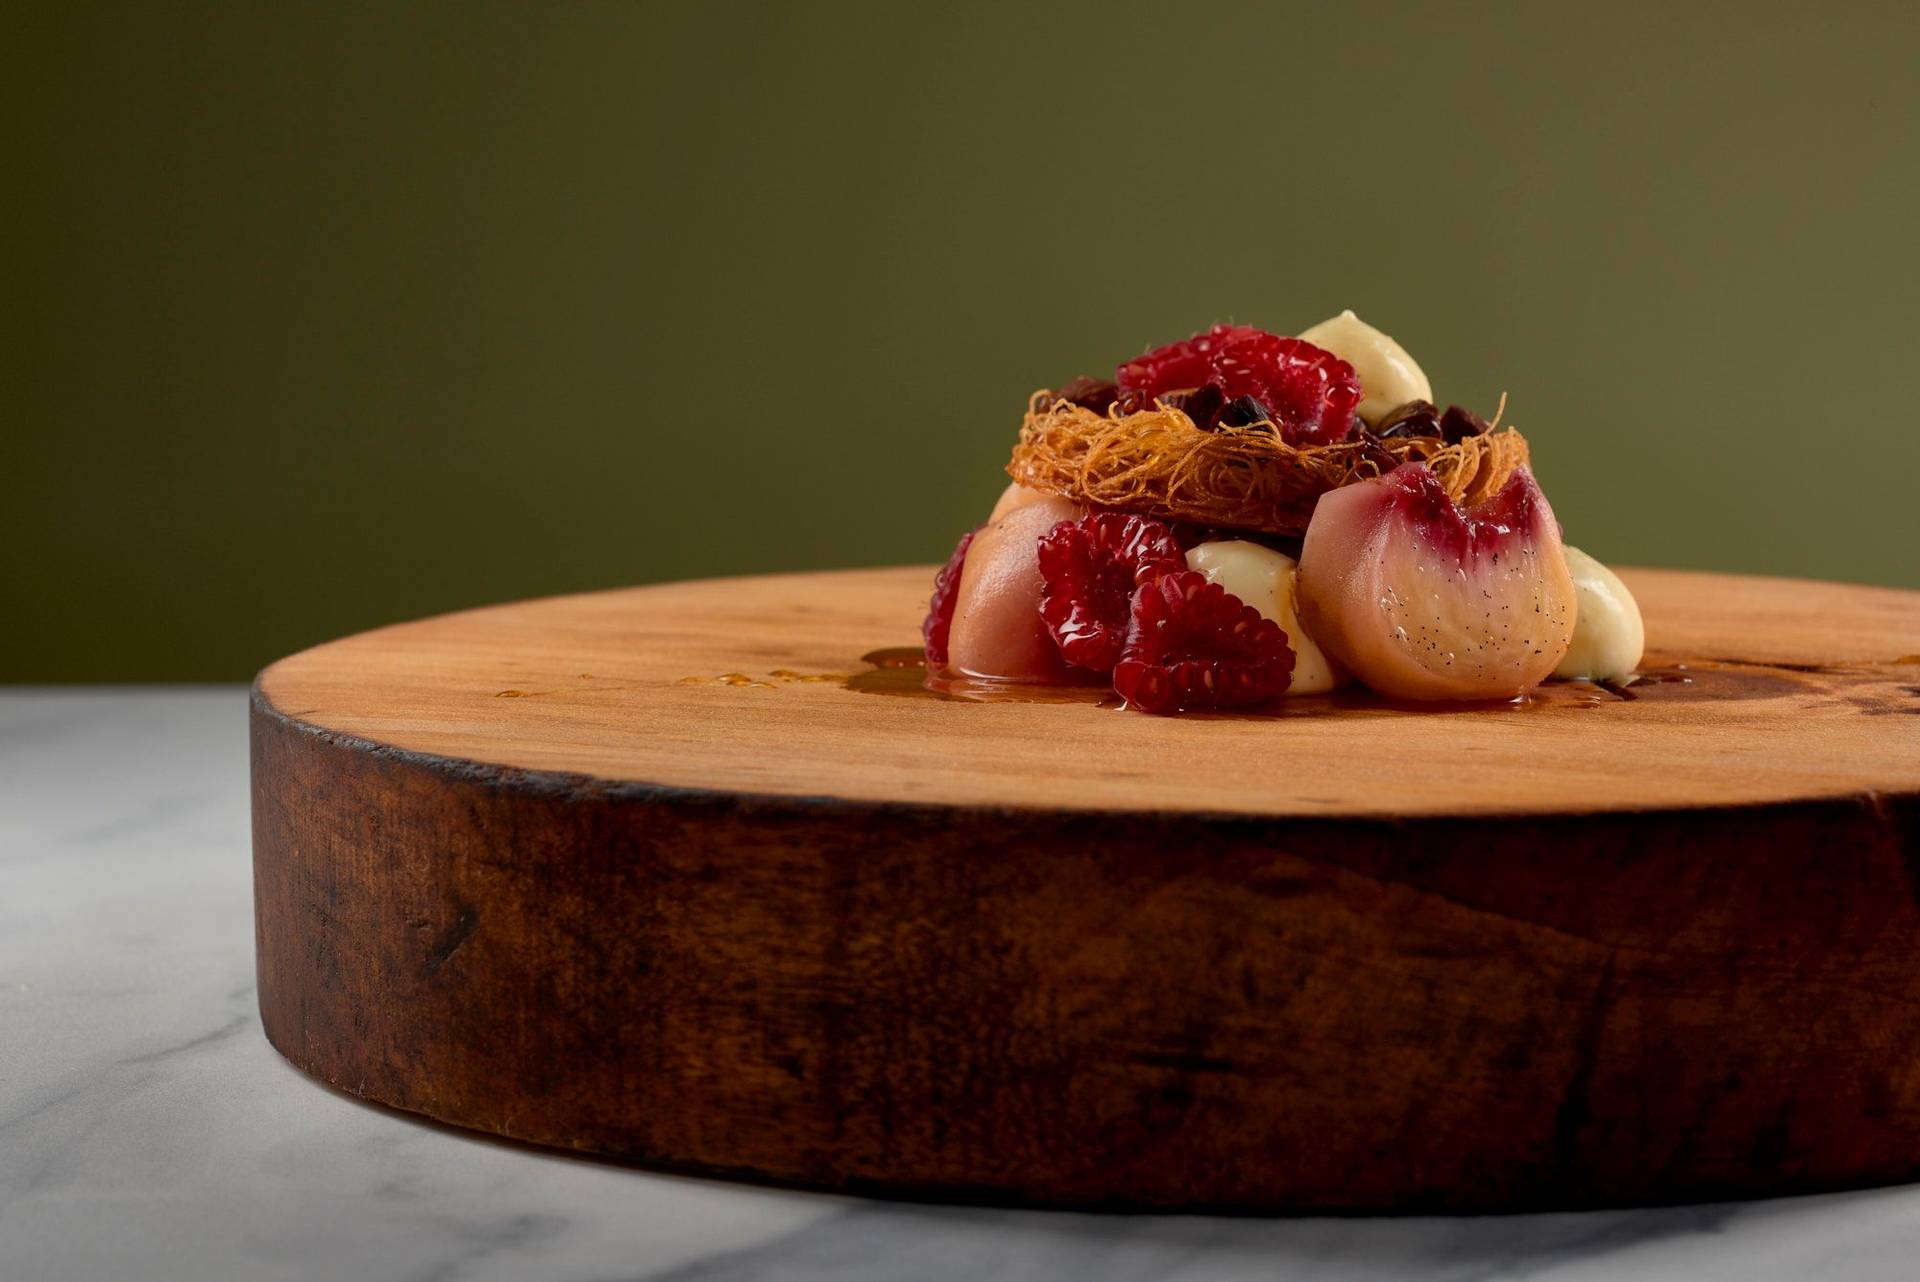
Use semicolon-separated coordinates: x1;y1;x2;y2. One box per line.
252;567;1920;1212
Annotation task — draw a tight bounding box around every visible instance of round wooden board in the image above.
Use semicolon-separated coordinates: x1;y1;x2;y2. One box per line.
252;567;1920;1212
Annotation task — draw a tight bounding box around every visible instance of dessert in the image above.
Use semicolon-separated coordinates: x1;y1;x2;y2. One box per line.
926;313;1645;712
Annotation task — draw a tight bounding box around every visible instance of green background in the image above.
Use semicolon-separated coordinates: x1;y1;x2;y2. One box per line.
6;2;1918;682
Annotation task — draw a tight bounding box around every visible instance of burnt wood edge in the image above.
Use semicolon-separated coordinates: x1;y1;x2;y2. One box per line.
291;1063;1920;1219
247;677;1920;1214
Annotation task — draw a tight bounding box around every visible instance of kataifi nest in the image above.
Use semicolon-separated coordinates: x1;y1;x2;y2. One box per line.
1005;391;1532;537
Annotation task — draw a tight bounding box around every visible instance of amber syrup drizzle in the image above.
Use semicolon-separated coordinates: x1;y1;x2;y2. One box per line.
676;651;1803;713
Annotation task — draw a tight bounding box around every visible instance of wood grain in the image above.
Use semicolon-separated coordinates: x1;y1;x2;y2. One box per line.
252;567;1920;1211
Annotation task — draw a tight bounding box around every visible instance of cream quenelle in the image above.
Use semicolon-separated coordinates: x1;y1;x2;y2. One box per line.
1553;547;1646;682
1296;310;1432;426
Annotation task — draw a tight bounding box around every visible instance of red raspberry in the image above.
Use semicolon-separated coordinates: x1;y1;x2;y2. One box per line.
1112;571;1295;715
1209;332;1360;446
1116;323;1262;400
921;528;975;669
1036;513;1187;672
1114;324;1361;447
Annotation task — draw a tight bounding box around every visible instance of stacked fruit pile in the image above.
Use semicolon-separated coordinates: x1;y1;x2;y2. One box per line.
925;313;1644;713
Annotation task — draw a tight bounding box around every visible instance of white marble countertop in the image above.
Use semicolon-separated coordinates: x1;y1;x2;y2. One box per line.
4;688;1919;1281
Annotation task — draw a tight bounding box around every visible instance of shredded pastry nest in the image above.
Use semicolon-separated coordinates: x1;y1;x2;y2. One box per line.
1007;392;1532;537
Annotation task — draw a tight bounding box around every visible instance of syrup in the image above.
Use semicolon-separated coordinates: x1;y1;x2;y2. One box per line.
676;650;1802;712
859;648;930;670
1599;662;1799;703
844;648;1118;705
678;673;776;689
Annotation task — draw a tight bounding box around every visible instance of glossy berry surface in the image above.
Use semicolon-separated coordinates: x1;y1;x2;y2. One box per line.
1036;514;1187;673
1211;332;1361;446
921;528;975;669
1111;571;1296;715
1116;323;1262;400
1115;325;1361;447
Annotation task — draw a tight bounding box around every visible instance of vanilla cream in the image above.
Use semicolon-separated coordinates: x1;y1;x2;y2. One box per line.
1553;547;1645;682
1298;309;1432;425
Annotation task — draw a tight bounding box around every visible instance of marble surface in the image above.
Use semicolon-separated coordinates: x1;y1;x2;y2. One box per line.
5;688;1920;1281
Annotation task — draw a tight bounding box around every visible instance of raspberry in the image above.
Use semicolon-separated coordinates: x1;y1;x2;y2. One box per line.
1116;323;1262;400
1036;513;1186;672
1112;571;1295;714
1208;332;1361;447
921;528;976;669
1114;324;1361;448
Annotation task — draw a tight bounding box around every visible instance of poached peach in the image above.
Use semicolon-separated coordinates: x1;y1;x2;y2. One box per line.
1296;464;1575;701
946;494;1084;682
987;480;1053;523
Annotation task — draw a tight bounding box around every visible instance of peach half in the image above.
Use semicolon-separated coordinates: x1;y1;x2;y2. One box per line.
1296;464;1575;701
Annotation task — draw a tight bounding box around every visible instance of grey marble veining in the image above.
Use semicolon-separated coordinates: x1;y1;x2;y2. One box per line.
4;689;1919;1282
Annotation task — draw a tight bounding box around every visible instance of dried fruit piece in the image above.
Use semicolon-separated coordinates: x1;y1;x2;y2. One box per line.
1037;513;1187;672
1052;376;1119;413
1296;463;1575;701
1219;393;1274;429
922;528;976;669
1347;426;1400;473
1162;383;1227;431
1375;399;1442;439
1112;571;1296;714
1438;404;1490;444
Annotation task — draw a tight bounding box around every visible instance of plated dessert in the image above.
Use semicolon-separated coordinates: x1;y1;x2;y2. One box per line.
254;455;1920;1212
924;312;1645;712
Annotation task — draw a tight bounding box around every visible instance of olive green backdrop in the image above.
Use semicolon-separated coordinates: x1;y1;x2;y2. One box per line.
6;2;1917;682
